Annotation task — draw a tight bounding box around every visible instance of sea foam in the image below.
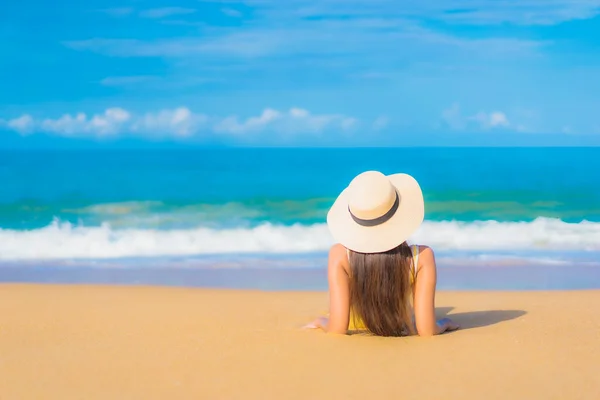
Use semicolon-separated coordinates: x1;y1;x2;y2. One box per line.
0;217;599;260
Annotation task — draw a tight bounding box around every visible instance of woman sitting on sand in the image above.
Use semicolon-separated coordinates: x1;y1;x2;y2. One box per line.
305;171;459;336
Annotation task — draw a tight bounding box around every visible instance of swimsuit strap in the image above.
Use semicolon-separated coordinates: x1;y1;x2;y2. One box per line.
411;244;419;281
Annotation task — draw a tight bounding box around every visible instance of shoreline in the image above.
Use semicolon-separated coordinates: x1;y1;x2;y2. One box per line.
1;263;600;291
1;284;599;399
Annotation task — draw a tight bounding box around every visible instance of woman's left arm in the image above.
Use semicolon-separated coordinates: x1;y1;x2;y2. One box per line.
308;244;350;334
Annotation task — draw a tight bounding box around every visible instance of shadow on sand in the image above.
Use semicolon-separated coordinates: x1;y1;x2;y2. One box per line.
343;307;526;336
436;307;527;330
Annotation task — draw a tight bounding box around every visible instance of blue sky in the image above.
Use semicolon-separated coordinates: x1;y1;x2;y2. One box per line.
1;0;600;147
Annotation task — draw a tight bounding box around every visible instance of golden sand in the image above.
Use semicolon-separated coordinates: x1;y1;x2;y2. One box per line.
1;284;599;399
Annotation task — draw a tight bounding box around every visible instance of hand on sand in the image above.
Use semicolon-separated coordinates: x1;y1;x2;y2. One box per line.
437;317;460;333
302;316;328;330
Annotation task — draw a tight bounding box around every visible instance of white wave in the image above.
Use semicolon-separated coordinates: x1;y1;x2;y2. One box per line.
1;217;599;260
0;219;331;260
413;218;600;251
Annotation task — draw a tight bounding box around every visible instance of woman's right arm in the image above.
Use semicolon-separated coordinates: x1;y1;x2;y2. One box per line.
413;246;459;336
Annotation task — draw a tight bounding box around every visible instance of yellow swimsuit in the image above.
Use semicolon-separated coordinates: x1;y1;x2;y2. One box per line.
347;244;420;331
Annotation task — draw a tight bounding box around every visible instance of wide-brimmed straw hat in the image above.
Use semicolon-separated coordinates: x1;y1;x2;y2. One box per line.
327;171;424;253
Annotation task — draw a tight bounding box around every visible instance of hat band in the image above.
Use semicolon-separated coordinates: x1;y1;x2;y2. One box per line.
348;192;399;227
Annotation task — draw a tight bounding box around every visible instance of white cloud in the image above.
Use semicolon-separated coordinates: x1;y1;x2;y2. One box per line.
441;103;465;130
139;7;196;19
372;116;389;131
98;6;197;19
470;111;511;129
222;8;243;18
442;104;512;131
216;108;280;134
64;20;546;62
36;107;196;137
40;108;131;136
64;0;594;92
97;7;134;17
430;1;600;26
214;107;357;135
1;107;358;138
489;112;510;127
131;107;206;137
5;115;35;134
234;0;600;26
66;32;285;58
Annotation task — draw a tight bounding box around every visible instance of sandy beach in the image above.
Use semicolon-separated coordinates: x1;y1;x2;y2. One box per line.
1;284;599;399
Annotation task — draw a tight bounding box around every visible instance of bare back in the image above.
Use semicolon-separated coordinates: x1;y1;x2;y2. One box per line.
326;243;440;336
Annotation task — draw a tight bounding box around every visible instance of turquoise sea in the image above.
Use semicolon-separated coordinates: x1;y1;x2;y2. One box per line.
1;147;599;290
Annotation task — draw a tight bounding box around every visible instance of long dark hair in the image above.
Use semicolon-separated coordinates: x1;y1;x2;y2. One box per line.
348;241;414;336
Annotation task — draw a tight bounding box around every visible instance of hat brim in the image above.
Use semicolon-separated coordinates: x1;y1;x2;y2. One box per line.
326;173;424;253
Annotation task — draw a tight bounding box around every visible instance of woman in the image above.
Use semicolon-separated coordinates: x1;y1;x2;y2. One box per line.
305;170;459;336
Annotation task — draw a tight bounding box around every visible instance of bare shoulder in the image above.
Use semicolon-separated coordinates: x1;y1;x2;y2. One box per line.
413;245;437;286
415;245;436;266
329;243;347;257
328;243;350;273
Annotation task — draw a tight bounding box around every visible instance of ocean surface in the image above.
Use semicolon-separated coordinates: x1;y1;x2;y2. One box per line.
1;147;600;290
